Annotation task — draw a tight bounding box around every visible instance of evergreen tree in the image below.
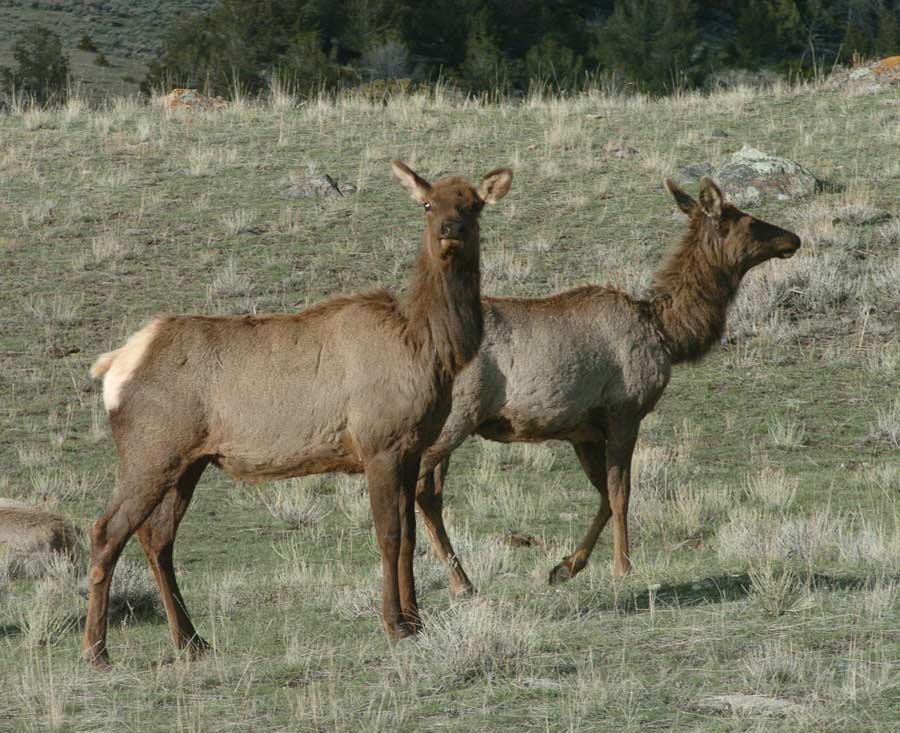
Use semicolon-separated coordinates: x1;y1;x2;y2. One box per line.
596;0;700;93
460;10;512;93
842;0;875;60
525;36;584;91
2;25;70;103
874;3;900;56
281;30;338;90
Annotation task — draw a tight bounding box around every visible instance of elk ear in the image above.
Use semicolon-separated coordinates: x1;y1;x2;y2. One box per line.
478;168;513;204
665;178;697;215
391;160;431;203
698;177;724;219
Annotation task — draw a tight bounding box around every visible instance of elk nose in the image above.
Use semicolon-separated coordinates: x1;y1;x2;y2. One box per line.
791;233;802;249
441;220;465;239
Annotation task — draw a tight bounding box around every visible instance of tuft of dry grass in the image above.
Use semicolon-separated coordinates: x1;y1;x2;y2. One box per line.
335;475;372;530
748;561;814;617
13;557;82;647
874;399;900;447
767;416;808;449
260;478;331;534
392;598;545;690
743;466;799;511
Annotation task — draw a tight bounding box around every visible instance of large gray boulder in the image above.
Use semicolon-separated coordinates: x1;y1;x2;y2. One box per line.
676;146;828;204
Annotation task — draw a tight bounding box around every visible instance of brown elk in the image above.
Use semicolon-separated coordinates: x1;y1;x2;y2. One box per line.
415;178;801;595
0;499;83;577
82;162;512;668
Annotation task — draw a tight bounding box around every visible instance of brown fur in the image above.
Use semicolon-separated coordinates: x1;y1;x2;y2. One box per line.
81;162;512;668
414;178;801;595
0;500;83;576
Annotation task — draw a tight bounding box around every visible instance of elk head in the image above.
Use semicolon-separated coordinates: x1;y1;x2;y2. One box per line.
392;161;512;270
666;177;801;275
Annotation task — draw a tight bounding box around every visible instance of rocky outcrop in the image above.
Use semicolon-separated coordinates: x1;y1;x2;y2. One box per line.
827;56;900;92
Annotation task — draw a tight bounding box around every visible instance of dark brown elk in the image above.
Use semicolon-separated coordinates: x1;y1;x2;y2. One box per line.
415;178;801;595
82;162;512;667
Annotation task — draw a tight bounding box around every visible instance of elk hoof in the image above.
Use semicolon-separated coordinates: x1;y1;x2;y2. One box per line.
385;622;415;644
161;637;212;665
449;579;477;598
187;636;212;660
402;615;423;636
83;648;112;671
548;562;573;585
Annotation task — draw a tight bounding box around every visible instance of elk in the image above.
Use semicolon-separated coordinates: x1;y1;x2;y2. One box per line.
415;178;801;595
82;162;512;668
0;499;83;577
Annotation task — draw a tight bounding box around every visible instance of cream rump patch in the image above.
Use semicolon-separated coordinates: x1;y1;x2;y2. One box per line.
93;319;162;412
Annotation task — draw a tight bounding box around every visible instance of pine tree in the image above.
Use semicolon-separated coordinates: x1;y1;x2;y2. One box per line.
525;36;583;91
596;0;700;93
460;10;512;94
2;26;70;103
874;2;900;56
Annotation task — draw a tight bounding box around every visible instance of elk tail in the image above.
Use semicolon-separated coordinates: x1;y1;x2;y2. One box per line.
90;349;120;379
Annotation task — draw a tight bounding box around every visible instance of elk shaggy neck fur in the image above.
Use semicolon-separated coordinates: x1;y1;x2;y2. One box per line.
403;232;482;376
647;210;739;364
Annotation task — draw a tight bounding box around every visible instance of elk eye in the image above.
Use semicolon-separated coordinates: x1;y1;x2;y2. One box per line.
423;202;432;212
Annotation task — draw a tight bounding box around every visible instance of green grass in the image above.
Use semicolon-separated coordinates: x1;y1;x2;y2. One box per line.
1;80;899;731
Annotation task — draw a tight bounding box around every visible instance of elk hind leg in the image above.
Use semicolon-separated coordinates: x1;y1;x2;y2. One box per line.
82;462;181;668
135;458;209;659
549;440;613;584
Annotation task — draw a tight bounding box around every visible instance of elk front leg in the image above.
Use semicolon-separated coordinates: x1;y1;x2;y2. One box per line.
398;453;422;633
549;440;612;584
416;457;476;597
605;422;640;577
367;451;419;641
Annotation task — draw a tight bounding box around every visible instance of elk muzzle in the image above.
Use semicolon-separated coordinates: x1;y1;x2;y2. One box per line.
439;220;467;257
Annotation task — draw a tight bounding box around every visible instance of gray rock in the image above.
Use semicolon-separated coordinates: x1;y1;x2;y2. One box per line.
519;677;562;690
827;58;900;92
676;146;831;203
715;145;825;201
609;146;640;159
696;693;802;717
674;162;715;184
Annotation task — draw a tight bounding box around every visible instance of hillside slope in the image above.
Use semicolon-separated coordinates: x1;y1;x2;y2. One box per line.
0;0;213;95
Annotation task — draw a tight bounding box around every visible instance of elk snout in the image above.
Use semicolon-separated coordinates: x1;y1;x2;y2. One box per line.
440;220;466;240
778;231;802;258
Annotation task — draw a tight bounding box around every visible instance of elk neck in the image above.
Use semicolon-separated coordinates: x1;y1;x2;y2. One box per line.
402;232;483;377
645;212;742;365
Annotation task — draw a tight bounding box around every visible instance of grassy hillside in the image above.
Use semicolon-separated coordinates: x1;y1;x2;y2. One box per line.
0;81;898;731
0;0;213;95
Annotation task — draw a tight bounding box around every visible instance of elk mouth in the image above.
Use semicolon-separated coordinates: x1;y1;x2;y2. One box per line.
439;237;465;252
777;243;800;259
